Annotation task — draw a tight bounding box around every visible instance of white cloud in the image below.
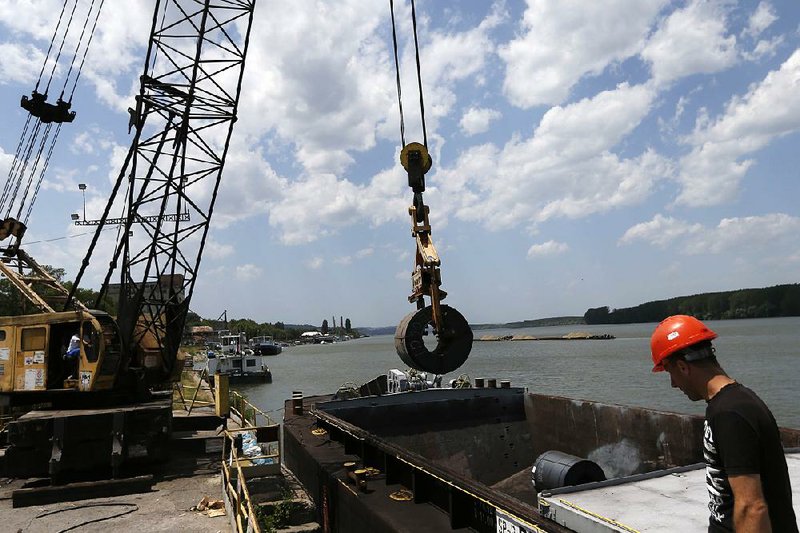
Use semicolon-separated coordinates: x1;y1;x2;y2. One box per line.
436;83;667;229
619;214;703;248
527;240;568;258
70;127;113;155
499;0;666;107
675;49;800;206
235;264;262;281
743;36;784;61
459;107;501;136
620;213;800;254
355;247;374;259
0;43;46;85
642;0;737;86
306;257;324;270
204;238;235;260
235;1;391;175
744;2;777;39
266;166;407;245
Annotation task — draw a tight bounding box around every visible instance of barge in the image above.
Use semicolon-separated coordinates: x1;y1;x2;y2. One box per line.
283;377;800;532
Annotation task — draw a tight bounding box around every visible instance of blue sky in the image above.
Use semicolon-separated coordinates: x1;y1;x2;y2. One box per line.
1;0;799;327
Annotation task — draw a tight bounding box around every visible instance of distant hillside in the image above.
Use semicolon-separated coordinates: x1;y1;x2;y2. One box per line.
358;316;585;335
472;316;585;330
585;283;800;324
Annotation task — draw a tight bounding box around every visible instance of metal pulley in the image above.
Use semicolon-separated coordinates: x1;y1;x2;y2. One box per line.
395;304;473;375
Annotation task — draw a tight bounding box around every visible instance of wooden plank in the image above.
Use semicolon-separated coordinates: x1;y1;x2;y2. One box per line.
12;475;154;508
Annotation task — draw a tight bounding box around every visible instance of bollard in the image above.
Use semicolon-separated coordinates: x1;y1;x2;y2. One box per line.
215;374;230;418
475;377;485;388
292;391;304;415
487;378;497;388
500;380;511;388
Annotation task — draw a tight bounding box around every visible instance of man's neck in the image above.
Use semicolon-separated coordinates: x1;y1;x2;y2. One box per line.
705;375;736;401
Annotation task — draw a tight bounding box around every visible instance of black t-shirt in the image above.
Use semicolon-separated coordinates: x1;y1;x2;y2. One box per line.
704;382;798;532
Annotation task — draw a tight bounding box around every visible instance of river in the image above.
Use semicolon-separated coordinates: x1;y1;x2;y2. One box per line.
232;317;800;429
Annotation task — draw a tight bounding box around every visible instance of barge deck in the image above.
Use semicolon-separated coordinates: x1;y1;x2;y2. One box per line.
283;385;800;532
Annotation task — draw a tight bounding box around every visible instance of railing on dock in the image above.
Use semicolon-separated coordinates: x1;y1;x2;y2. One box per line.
221;425;282;533
230;390;277;427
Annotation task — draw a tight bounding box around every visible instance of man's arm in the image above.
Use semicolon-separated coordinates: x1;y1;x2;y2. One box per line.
728;474;770;532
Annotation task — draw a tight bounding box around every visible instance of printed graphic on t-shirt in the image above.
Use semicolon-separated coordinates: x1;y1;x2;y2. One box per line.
703;420;733;525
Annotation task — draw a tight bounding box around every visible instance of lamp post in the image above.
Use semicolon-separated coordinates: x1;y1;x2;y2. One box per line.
78;183;86;220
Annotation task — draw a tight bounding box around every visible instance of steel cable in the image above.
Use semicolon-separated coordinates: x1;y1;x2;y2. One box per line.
45;0;80;96
16;123;53;221
388;0;428;148
25;123;63;224
67;0;106;101
4;120;43;219
0;115;34;213
34;0;70;92
61;0;102;100
409;0;428;148
389;0;406;147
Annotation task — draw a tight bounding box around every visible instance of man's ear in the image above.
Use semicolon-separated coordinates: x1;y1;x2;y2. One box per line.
675;359;690;375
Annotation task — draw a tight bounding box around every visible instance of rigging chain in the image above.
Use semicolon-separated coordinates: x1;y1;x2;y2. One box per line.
389;0;472;375
1;0;105;248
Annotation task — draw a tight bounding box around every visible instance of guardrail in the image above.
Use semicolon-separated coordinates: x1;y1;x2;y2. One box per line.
230;390;277;427
221;424;281;533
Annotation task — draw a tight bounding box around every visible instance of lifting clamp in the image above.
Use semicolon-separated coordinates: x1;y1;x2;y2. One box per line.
394;143;472;375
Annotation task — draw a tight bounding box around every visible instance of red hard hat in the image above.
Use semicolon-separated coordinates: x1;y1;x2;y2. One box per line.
650;315;717;372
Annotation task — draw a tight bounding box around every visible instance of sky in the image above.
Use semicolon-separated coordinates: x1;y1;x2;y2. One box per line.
0;0;799;328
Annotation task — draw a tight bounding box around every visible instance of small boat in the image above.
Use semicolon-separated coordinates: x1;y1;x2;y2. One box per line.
206;351;272;384
250;336;282;356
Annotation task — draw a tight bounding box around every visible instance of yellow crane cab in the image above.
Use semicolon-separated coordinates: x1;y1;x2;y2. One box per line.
0;310;120;394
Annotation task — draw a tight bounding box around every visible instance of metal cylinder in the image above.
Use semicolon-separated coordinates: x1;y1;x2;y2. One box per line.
475;377;485;388
487;378;497;388
395;304;473;374
532;451;606;491
500;380;511;388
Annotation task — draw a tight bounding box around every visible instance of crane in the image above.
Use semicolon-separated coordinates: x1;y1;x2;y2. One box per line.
0;0;256;479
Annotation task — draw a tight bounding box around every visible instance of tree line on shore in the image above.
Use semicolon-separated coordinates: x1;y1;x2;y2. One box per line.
185;313;360;342
584;284;800;324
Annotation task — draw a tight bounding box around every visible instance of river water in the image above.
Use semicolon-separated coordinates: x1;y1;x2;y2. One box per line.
233;317;800;429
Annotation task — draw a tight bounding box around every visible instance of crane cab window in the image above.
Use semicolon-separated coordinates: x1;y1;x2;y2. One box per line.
81;326;100;363
246;359;256;367
21;328;46;351
0;330;6;341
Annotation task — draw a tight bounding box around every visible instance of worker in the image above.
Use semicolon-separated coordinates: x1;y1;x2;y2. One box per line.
65;332;81;359
650;315;797;532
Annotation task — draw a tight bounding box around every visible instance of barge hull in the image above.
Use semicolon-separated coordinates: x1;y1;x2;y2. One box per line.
284;387;800;533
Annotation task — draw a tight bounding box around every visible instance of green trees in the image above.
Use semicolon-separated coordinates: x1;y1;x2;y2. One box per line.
345;318;351;333
584;284;800;324
0;265;114;316
321;319;329;334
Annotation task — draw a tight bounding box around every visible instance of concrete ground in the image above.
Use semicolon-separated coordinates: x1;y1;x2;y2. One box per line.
1;470;230;533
